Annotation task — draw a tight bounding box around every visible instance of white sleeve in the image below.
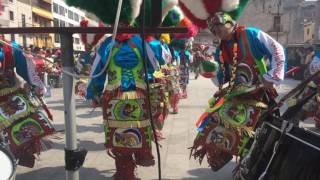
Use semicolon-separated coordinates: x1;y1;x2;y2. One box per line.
257;31;285;84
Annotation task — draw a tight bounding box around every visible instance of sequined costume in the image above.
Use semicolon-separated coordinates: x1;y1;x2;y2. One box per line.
86;35;161;180
190;25;285;171
163;48;181;114
65;0;197;178
0;41;55;168
146;36;169;138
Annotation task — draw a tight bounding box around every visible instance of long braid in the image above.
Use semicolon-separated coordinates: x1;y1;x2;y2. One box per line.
219;43;239;94
218;50;225;91
226;43;239;94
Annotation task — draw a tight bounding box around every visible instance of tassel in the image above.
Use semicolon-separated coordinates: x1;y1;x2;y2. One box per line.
0;84;19;96
196;112;209;128
121;91;138;100
39;138;53;151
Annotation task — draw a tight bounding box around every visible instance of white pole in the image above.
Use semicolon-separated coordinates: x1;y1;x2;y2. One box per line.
44;72;48;87
61;33;79;180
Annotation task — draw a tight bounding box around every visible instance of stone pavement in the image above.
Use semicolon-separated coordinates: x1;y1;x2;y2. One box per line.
16;77;304;180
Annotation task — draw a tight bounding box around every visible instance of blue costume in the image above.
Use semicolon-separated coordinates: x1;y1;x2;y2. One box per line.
86;35;161;179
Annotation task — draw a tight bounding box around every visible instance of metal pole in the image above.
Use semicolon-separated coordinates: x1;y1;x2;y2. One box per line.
141;0;162;179
44;72;48;87
276;0;282;41
61;33;79;180
0;27;189;34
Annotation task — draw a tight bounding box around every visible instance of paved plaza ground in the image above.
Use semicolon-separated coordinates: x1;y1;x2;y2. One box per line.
16;76;313;180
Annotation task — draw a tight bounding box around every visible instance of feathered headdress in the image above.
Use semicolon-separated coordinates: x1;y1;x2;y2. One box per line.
80;19;107;50
170;38;193;51
66;0;197;38
160;34;171;44
67;0;181;27
162;6;198;38
66;0;143;25
178;0;249;28
162;0;179;20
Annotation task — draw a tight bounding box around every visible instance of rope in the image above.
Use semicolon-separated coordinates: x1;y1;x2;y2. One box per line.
140;0;162;179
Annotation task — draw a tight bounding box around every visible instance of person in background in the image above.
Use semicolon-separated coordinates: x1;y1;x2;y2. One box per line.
303;46;316;78
308;45;320;76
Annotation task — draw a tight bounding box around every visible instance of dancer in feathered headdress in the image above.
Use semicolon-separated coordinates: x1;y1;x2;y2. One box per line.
65;0;193;179
75;19;107;98
160;5;199;109
178;0;286;175
0;0;55;167
178;0;249;29
0;40;55;169
66;1;158;179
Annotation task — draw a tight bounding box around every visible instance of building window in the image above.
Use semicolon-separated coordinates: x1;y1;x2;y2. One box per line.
21;14;26;27
68;10;74;20
273;15;281;32
11;34;15;41
53;3;59;13
45;37;48;47
39;19;45;27
74;37;80;44
53;18;59;27
60;20;65;27
74;13;79;22
59;6;65;16
69;23;74;27
54;34;60;43
33;15;38;23
9;11;14;21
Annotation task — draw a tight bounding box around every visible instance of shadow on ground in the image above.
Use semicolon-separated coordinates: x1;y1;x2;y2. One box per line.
53;124;104;134
51;140;105;151
16;166;115;180
184;161;236;180
48;104;95;111
46;98;87;105
77;109;102;119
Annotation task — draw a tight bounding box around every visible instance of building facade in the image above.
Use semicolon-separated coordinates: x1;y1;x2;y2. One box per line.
52;0;85;51
301;1;320;44
0;0;33;47
239;0;320;46
30;0;54;48
0;0;101;50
